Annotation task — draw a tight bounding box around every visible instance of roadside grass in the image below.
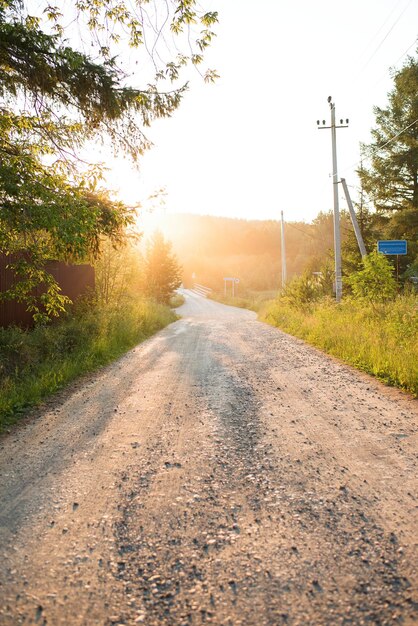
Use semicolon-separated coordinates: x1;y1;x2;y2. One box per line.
170;292;185;308
261;294;418;396
209;290;277;312
0;297;177;431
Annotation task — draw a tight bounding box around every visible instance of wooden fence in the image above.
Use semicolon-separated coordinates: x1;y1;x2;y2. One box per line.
192;283;213;298
0;254;95;328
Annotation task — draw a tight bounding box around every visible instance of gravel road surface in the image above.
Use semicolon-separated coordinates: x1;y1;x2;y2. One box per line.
0;290;417;625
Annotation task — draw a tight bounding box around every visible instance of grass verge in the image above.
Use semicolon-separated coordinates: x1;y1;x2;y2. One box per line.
0;297;177;431
261;295;418;396
209;290;277;312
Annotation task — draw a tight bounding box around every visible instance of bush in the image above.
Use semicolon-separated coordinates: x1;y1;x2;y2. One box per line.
281;273;323;309
347;251;397;303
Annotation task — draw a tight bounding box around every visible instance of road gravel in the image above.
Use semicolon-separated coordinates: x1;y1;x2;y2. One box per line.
0;290;417;625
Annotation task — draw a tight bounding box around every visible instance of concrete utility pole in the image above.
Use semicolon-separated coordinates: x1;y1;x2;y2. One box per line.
341;178;367;258
317;98;349;302
280;210;287;289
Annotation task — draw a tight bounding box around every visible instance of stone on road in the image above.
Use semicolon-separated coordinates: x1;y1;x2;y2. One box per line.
0;290;417;625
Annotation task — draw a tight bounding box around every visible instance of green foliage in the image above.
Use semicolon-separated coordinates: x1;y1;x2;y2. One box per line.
342;203;380;276
144;232;182;304
346;251;397;304
279;261;335;310
0;173;134;320
281;273;324;310
360;53;418;215
94;238;144;305
0;256;72;323
262;294;418;396
0;296;177;430
0;0;217;319
404;258;418;282
359;52;418;274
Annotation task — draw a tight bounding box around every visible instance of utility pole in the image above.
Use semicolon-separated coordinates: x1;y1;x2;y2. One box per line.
280;210;287;289
359;160;365;236
341;178;367;258
317;97;349;302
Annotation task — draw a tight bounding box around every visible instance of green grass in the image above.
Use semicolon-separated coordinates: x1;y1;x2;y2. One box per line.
261;294;418;396
0;297;177;431
209;290;277;312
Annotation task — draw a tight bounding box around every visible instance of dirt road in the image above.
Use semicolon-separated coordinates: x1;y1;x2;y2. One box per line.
1;290;417;625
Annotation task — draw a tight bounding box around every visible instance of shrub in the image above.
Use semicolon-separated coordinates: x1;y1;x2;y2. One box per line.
346;251;397;303
281;273;324;310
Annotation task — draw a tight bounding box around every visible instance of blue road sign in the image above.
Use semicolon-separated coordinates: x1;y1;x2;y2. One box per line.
377;240;407;255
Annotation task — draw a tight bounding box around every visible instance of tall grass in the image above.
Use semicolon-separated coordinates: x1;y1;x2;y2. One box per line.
210;290;277;312
0;297;177;430
261;294;418;396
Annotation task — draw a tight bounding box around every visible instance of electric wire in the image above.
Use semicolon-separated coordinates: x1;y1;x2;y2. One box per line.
372;36;418;87
286;222;329;245
340;117;418;177
317;113;418;220
354;0;406;63
391;36;418;67
358;0;415;74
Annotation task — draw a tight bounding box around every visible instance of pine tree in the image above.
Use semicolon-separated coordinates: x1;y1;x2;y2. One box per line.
360;53;418;215
144;232;182;304
359;53;418;274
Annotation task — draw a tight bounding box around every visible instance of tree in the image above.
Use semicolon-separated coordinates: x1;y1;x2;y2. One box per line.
359;53;418;273
95;239;144;305
0;0;217;320
144;232;182;304
360;53;418;214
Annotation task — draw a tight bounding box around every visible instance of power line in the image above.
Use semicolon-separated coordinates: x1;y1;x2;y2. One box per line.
286;222;329;245
372;36;418;87
359;0;415;74
340;117;418;177
376;117;418;152
392;36;418;66
286;222;319;241
355;0;406;63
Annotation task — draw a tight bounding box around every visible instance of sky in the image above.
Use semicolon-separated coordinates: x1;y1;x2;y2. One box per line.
101;0;418;225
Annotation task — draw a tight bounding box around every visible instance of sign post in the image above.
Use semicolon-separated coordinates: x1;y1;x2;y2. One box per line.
377;240;407;286
223;277;240;297
377;240;407;255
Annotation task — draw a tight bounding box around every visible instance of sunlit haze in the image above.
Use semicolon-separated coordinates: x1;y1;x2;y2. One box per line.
101;0;418;225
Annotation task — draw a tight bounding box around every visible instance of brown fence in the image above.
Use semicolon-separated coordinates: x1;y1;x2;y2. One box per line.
0;254;95;328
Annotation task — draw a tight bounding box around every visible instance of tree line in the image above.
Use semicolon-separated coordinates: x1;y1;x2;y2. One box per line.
160;212;341;293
